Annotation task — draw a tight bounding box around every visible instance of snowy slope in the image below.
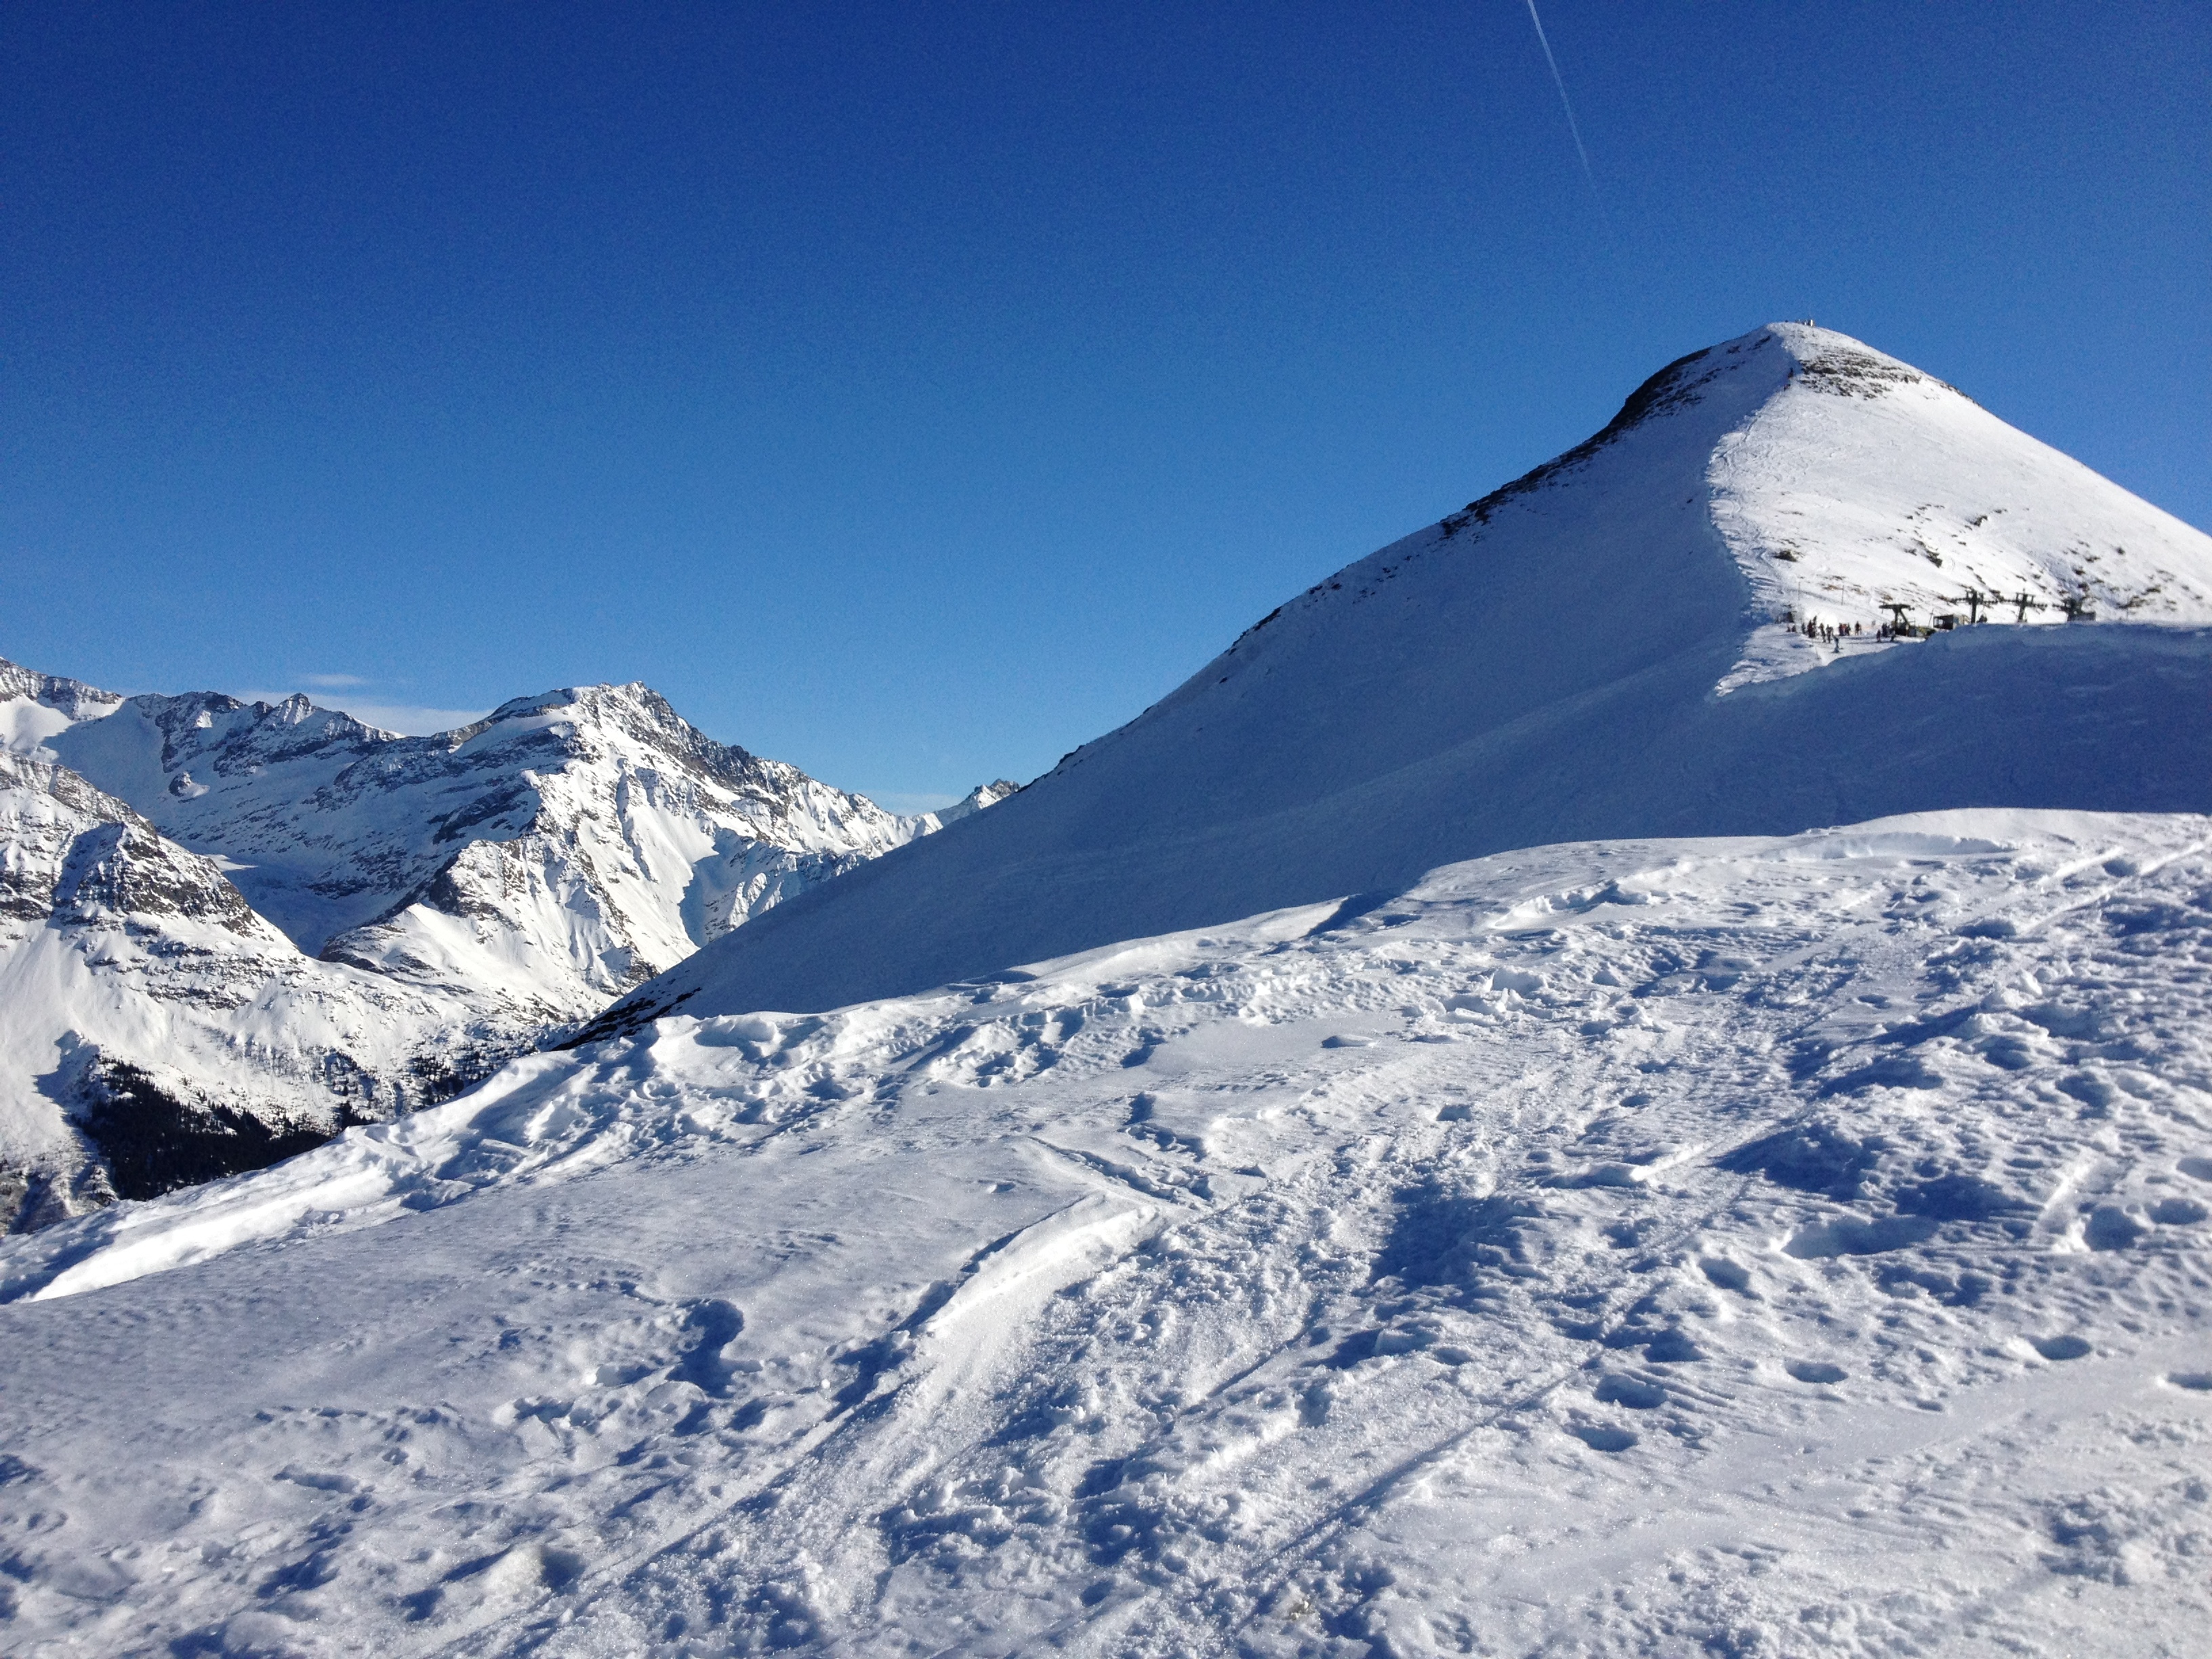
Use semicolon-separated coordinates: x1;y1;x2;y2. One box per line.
3;811;2208;1654
47;677;986;1019
0;751;549;1231
1712;330;2212;687
2;663;1012;1221
589;324;2212;1029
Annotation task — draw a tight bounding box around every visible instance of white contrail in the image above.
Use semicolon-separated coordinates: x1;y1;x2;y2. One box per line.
1522;0;1607;224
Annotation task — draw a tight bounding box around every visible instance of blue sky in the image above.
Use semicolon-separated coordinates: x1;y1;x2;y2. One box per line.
4;2;2205;806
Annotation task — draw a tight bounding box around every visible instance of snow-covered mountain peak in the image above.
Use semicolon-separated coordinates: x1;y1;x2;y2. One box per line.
1708;323;2212;688
29;661;1012;1031
0;657;125;754
1184;321;2211;710
475;680;693;744
586;323;2212;1027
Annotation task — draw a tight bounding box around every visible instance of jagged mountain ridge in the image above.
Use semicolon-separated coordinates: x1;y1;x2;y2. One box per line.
47;676;1006;1013
2;663;1014;1224
587;323;2212;1029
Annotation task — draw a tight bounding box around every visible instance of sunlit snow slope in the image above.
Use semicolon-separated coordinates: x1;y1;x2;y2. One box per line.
3;812;2207;1655
594;325;2212;1029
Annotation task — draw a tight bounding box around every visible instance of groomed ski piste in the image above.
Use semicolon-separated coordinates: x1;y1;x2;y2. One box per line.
2;324;2209;1655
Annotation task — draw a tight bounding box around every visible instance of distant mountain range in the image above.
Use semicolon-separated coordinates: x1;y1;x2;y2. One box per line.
1;662;1014;1226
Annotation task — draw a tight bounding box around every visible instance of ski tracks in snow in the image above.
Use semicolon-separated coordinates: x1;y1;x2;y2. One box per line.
3;811;2210;1655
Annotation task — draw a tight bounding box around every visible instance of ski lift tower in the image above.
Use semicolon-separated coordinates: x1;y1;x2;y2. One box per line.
1880;602;1916;637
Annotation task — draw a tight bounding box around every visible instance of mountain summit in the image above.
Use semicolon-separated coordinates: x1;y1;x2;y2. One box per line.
590;323;2212;1029
1;667;1009;1223
46;677;964;1010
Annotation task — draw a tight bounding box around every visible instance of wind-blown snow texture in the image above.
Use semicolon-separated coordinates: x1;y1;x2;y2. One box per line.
3;813;2209;1654
2;663;1010;1223
591;325;2212;1030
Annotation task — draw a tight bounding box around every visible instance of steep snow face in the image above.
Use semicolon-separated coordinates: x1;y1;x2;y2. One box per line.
4;811;2208;1654
47;678;958;1018
594;325;2212;1025
0;753;544;1231
1711;325;2212;687
0;659;123;755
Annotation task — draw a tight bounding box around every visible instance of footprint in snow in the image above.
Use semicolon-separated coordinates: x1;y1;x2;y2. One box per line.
1698;1257;1752;1293
2030;1335;2092;1361
1785;1360;1848;1385
1568;1423;1637;1453
1593;1375;1666;1410
670;1298;746;1396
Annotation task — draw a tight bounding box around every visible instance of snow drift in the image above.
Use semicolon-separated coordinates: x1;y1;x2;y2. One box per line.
3;811;2208;1654
588;324;2212;1029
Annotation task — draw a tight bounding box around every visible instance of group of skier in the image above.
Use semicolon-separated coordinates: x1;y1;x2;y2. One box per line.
1787;619;1911;655
1797;616;1880;647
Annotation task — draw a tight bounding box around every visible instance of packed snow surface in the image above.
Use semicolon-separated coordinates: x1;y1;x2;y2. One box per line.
595;325;2212;1029
3;810;2209;1656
